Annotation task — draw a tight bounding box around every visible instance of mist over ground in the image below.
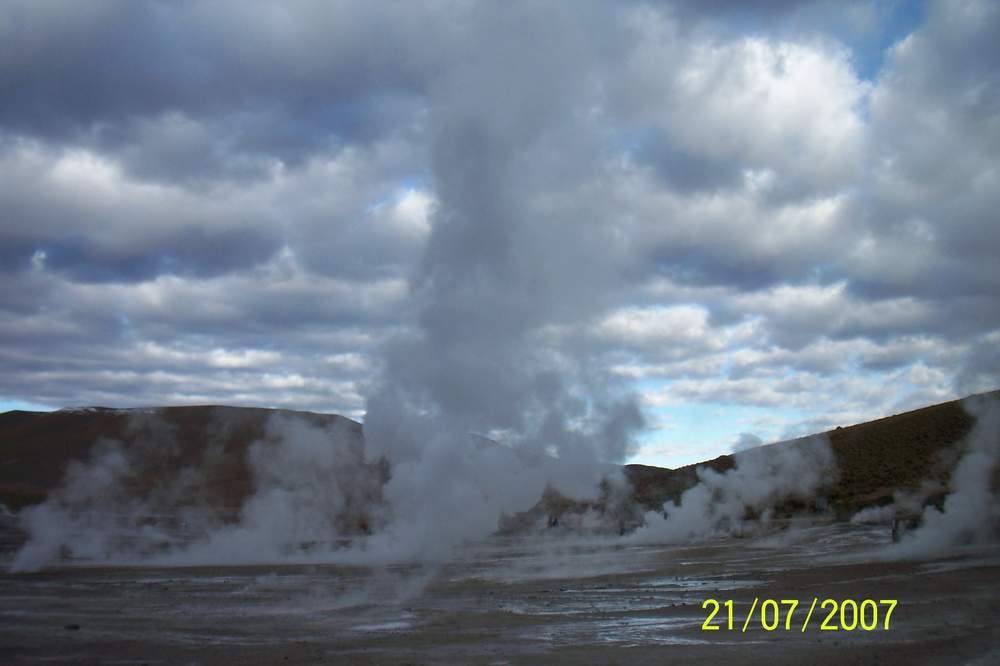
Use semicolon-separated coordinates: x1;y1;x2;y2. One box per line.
1;396;998;664
4;392;997;575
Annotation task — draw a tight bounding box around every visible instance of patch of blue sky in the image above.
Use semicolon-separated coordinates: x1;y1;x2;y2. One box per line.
0;399;55;413
630;383;805;468
694;1;927;83
609;125;656;158
364;176;430;214
848;0;927;81
398;175;427;191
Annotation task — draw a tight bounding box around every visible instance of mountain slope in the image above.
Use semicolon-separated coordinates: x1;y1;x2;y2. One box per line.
0;405;361;511
1;391;996;518
624;390;998;516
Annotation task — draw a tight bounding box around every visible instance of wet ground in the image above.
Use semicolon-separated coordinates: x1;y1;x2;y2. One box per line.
2;523;1000;664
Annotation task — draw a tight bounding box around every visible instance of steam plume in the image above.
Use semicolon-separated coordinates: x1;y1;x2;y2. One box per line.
359;3;645;557
890;394;1000;557
630;436;837;543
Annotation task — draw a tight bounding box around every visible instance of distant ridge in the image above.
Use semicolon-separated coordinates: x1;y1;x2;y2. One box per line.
625;389;1000;515
0;405;360;510
1;391;997;517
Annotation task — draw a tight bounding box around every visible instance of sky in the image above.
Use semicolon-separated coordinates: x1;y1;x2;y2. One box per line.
1;0;998;468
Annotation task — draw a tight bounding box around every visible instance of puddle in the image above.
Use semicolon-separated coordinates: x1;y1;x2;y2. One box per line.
521;615;710;646
642;577;766;591
350;620;414;632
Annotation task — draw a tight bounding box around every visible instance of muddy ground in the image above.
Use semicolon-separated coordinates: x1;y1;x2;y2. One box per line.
1;523;999;665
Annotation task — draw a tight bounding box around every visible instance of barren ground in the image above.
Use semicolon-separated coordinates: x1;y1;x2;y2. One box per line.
2;522;999;665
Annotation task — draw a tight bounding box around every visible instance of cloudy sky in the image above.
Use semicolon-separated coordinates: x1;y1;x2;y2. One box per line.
1;0;998;467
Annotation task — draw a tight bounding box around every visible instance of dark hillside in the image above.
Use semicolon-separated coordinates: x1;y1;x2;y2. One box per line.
1;391;996;521
0;406;361;511
625;390;998;515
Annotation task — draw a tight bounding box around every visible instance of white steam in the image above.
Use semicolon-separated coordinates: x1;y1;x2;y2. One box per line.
889;395;1000;558
630;436;837;544
10;414;387;572
9;411;632;572
169;415;387;565
352;3;647;560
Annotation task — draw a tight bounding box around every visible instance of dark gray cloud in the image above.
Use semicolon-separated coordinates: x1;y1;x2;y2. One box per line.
631;136;745;193
0;0;998;467
0;139;283;281
830;0;1000;382
0;1;437;145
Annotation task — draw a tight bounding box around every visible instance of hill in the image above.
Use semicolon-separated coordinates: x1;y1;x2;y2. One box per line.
0;405;362;512
0;391;996;525
624;390;999;518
